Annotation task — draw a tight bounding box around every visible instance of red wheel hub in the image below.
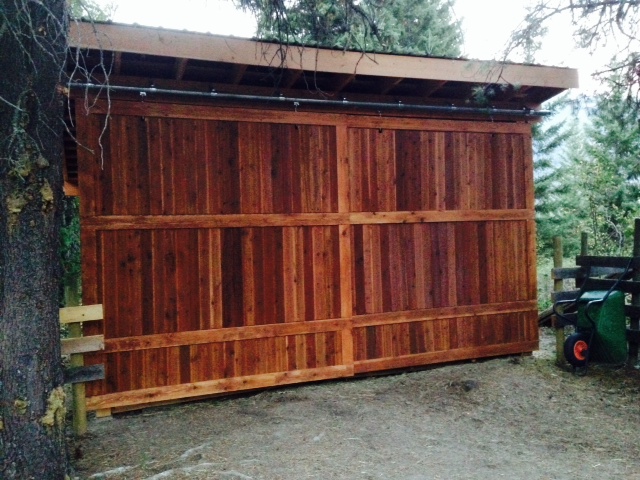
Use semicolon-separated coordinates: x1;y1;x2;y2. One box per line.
573;340;589;361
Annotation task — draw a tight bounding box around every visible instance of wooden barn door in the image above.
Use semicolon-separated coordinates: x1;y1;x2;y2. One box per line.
76;100;538;412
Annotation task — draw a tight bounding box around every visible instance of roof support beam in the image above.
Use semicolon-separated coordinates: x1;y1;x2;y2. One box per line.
329;73;356;93
419;80;447;99
379;77;404;95
174;58;188;80
281;69;302;89
113;51;122;75
231;64;247;85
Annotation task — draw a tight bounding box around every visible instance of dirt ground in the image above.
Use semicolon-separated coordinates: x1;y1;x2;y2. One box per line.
72;329;640;480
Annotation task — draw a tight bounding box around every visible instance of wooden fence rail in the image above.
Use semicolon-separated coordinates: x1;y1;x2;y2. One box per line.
59;304;104;436
548;221;640;367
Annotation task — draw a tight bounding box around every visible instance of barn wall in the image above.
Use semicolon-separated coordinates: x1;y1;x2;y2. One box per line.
77;99;538;411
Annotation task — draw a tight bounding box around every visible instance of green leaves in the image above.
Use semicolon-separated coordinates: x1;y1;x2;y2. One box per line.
59;196;81;306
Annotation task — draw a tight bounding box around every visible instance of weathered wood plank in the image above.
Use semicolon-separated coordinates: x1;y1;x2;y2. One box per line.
551;266;626;279
576;255;640;269
62;335;105;355
582;278;640;294
60;304;104;324
551;290;580;302
64;365;106;384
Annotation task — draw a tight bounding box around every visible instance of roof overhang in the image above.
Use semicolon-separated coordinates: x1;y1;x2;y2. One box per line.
67;21;579;111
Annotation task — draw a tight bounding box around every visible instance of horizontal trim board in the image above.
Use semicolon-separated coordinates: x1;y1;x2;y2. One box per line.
352;300;537;328
582;278;640;295
104;300;536;353
551;290;580;302
64;364;105;384
82;210;534;231
70;74;547;117
354;340;538;373
576;255;640;269
106;318;345;353
86;365;354;411
61;335;104;355
84;100;531;134
68;22;578;89
74;84;547;120
551;266;625;280
60;304;104;324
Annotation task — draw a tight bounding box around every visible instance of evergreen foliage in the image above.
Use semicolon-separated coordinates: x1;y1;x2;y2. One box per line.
535;78;640;258
533;96;582;256
511;1;640;100
60;196;81;305
68;0;116;21
251;0;463;57
575;78;640;254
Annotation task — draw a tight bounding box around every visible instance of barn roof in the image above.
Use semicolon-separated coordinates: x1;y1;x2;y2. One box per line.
67;21;578;111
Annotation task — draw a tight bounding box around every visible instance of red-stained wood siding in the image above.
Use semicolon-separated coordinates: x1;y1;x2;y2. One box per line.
76;99;538;411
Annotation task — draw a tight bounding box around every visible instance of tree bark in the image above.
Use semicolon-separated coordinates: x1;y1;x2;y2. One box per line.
0;1;69;478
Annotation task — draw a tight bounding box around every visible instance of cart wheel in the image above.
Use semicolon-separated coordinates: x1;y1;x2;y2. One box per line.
564;332;590;367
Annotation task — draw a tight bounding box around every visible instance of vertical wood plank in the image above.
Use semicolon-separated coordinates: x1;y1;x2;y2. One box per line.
294;227;307;321
522;131;535;210
339;222;354;369
336;124;350;213
243;228;256;326
175;229;199;332
282;227;297;322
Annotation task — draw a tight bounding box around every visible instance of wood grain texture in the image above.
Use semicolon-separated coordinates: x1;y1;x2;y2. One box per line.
78;98;538;407
59;304;103;324
82;210;533;230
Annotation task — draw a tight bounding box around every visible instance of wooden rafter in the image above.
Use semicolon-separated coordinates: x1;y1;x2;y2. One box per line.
231;64;247;85
379;77;404;95
329;73;356;93
113;51;122;75
174;58;188;80
281;69;303;89
418;80;447;98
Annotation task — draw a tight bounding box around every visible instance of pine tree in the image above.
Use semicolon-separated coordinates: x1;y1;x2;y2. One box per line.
533;97;583;256
0;0;70;477
254;0;463;57
578;78;640;254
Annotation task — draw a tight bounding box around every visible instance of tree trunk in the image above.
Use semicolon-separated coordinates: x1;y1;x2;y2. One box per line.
0;1;69;478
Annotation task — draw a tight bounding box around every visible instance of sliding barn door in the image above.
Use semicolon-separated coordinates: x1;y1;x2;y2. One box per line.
77;100;537;411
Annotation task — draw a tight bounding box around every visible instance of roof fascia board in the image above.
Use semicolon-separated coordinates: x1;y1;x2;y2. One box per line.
69;21;579;90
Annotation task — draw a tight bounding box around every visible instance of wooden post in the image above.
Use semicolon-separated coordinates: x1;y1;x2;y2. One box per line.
64;277;88;436
553;236;564;366
629;219;640;366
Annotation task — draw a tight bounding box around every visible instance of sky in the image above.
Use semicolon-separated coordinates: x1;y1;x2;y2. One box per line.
93;0;622;94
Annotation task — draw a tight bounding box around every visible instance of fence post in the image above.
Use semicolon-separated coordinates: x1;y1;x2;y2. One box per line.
64;276;87;436
553;236;564;366
629;219;640;366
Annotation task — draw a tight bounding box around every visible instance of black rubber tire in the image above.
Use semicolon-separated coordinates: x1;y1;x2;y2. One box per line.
564;332;590;367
